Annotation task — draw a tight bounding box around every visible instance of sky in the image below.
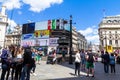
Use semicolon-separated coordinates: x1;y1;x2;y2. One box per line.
0;0;120;45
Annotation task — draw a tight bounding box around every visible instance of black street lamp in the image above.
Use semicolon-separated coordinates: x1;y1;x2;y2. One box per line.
69;15;73;64
105;31;107;52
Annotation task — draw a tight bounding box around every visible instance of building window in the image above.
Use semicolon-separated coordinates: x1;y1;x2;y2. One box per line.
109;40;112;45
107;20;112;23
115;40;118;45
113;20;117;23
101;40;103;46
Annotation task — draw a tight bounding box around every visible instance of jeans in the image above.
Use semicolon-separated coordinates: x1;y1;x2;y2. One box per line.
75;62;80;75
1;64;8;80
21;65;31;80
104;63;109;73
110;64;115;73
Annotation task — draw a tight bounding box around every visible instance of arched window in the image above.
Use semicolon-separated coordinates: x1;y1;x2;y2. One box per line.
113;20;118;23
109;40;112;45
107;20;112;23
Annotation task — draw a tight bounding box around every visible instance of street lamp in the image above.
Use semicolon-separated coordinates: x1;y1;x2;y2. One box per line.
69;15;73;64
105;31;107;52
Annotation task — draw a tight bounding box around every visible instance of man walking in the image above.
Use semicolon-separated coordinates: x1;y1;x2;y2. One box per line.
86;50;95;77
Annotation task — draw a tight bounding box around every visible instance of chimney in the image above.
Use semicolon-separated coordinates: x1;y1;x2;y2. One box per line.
1;5;6;15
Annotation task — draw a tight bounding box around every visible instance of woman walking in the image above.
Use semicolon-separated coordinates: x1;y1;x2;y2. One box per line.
109;53;116;73
74;50;81;76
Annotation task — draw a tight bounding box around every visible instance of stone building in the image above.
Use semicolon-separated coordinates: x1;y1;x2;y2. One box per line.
0;6;8;48
72;27;78;51
98;16;120;52
5;25;21;47
77;32;87;51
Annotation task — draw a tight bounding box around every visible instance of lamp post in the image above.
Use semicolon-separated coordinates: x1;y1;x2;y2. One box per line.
105;31;107;52
69;15;73;64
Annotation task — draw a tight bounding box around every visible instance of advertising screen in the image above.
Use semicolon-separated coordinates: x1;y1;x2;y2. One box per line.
21;39;35;46
34;30;50;38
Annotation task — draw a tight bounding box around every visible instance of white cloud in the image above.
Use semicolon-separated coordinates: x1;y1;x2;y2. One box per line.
2;0;22;10
1;0;63;12
22;0;63;12
0;0;4;2
78;26;99;45
7;18;17;30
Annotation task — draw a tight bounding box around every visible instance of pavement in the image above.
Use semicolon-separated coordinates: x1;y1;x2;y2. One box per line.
0;60;120;80
30;60;120;80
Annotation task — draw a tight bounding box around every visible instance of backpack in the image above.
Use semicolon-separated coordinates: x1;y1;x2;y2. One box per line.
87;53;94;63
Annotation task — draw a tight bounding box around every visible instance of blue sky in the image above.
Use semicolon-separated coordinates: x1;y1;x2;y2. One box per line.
0;0;120;44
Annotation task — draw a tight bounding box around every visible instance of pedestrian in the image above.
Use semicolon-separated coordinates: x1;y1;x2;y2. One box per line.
52;50;57;64
31;49;37;76
101;51;104;63
62;48;66;62
109;53;116;73
103;51;110;73
21;46;32;80
14;47;24;80
86;50;95;77
74;50;81;76
0;47;9;80
80;49;86;71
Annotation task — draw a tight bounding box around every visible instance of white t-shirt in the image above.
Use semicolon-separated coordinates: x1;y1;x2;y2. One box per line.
75;53;81;63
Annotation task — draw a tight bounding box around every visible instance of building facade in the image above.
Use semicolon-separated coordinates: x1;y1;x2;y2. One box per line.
0;6;8;48
77;32;87;50
98;16;120;52
72;27;79;51
5;25;21;47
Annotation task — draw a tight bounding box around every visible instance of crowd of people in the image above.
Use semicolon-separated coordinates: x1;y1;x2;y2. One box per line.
0;45;118;79
0;45;43;80
74;49;117;78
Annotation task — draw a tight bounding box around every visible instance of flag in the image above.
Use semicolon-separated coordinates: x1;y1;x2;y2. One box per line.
48;20;51;30
52;19;56;30
56;19;60;29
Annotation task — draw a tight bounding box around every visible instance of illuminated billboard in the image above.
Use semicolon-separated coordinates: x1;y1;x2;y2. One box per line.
22;34;34;40
34;30;50;38
21;39;35;46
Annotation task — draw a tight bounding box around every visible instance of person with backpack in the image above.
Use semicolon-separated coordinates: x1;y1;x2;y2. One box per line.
86;50;95;77
109;53;116;73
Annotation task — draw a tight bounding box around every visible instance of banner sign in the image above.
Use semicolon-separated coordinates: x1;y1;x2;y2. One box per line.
34;30;50;38
22;34;34;40
49;38;59;47
35;21;48;30
35;39;49;46
21;39;35;46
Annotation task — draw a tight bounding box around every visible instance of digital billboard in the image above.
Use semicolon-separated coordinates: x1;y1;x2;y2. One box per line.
34;30;50;38
22;23;35;34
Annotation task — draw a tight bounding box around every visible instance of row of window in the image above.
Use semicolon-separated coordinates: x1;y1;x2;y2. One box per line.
107;20;120;23
101;40;118;46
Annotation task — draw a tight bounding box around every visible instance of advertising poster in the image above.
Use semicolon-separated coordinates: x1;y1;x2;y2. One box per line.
22;34;34;40
35;21;48;30
49;38;59;47
34;30;50;38
35;39;49;46
21;39;35;46
22;23;35;34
